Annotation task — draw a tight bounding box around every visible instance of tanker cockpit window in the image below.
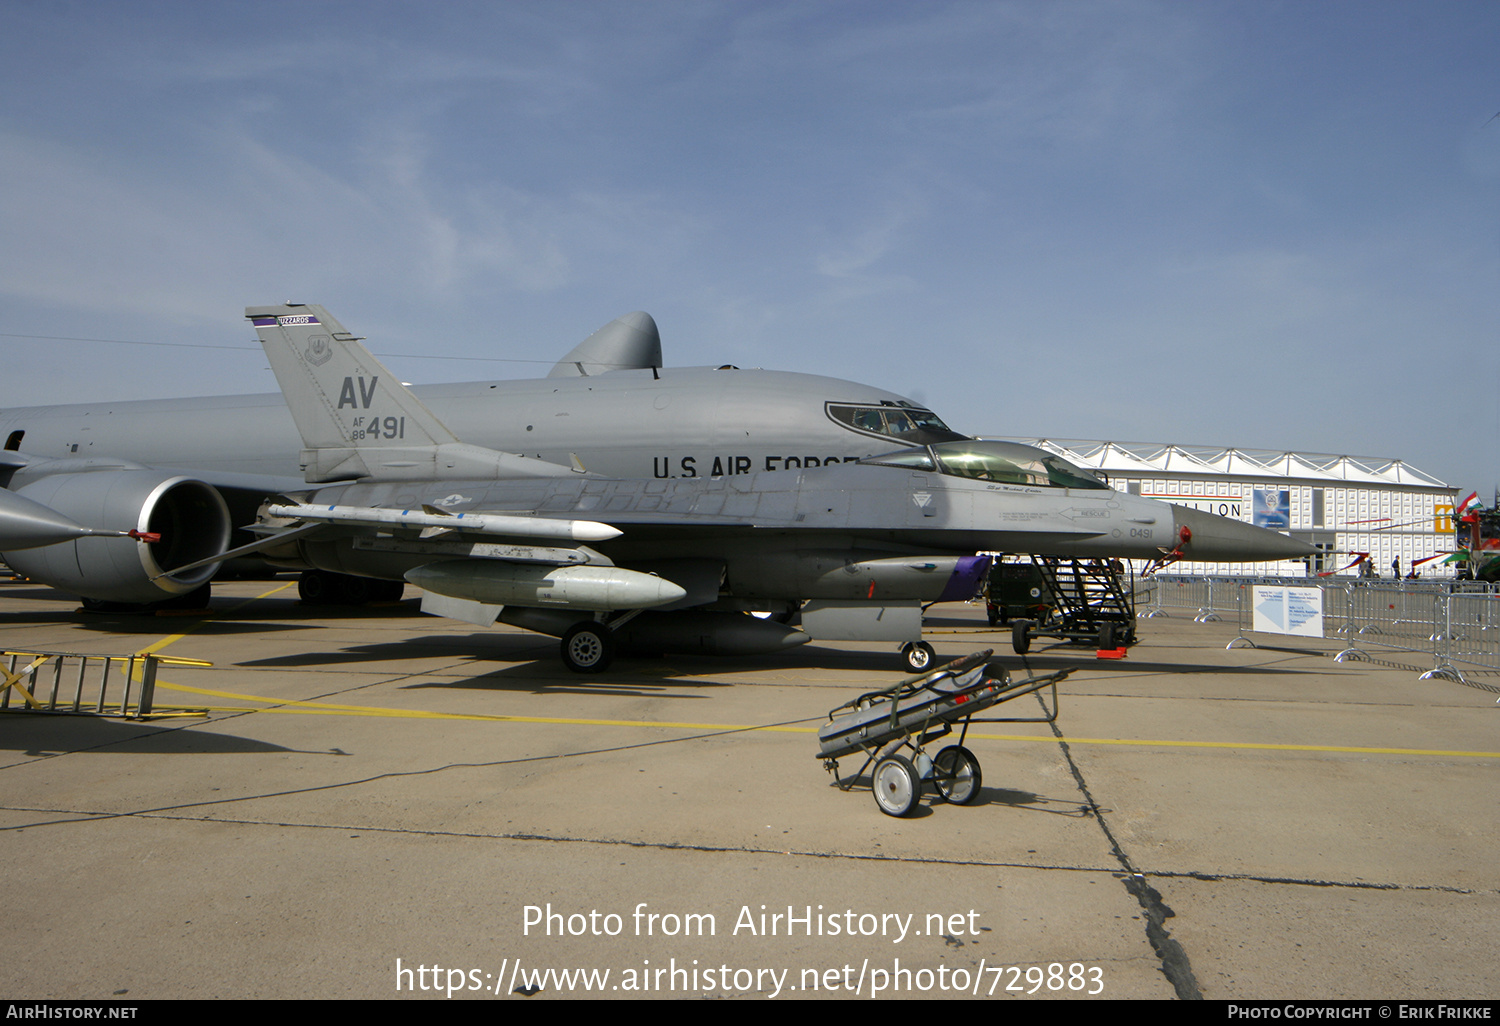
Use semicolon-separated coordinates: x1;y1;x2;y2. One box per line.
826;403;967;445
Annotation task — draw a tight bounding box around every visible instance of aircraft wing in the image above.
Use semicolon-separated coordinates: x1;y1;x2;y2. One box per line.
0;450;34;472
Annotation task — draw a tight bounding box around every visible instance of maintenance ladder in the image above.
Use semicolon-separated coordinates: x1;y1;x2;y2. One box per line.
1;650;210;719
1012;557;1139;653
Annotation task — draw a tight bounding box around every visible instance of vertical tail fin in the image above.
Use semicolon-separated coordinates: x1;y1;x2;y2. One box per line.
546;311;661;378
248;304;575;483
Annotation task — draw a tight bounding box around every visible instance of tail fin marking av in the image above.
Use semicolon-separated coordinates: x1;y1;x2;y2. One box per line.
248;304;575;484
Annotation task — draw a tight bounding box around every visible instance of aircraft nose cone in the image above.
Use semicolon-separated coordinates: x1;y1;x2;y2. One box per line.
1172;504;1317;562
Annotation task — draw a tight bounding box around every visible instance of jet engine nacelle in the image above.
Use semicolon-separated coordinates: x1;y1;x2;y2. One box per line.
3;469;231;603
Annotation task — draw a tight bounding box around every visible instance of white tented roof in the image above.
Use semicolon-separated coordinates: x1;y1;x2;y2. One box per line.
994;438;1450;489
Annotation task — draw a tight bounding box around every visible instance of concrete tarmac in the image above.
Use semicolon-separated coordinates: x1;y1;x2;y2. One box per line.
0;579;1495;1001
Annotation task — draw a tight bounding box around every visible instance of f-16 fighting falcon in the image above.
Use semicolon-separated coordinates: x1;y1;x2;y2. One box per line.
0;304;1312;671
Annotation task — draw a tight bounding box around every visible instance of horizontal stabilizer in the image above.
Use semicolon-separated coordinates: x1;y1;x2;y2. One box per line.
295;441;577;483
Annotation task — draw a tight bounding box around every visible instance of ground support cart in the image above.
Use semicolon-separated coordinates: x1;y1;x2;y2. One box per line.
984;559;1054;626
1008;557;1140;654
817;650;1073;817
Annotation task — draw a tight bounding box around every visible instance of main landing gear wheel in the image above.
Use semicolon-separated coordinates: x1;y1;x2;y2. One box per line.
560;622;615;673
299;571;400;606
1011;620;1032;655
901;641;935;673
932;745;982;805
79;584;212;614
334;574;371;606
871;755;921;817
370;579;405;603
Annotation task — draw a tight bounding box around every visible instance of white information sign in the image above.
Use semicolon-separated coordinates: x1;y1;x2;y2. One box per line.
1251;586;1324;639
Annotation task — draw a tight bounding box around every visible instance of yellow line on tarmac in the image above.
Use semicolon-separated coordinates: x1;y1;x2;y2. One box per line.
130;585;1498;758
149;682;810;731
131;582;295;659
147;679;1500;757
963;733;1500;759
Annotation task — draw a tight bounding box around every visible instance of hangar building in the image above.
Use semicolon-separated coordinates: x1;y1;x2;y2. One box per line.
995;438;1459;578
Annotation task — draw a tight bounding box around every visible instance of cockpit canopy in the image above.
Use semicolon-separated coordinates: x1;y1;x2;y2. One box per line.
858;440;1110;490
825;401;967;446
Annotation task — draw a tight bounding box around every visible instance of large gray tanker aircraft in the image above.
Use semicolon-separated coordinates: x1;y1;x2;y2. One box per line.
0;304;1311;671
0;309;965;483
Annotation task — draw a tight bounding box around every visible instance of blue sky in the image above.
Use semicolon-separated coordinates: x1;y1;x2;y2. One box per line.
2;1;1497;492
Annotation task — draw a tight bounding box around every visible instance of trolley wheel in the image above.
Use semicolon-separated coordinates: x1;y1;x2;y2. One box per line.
1097;623;1116;649
901;641;935;673
933;745;982;805
871;755;921;817
986;603;1001;627
560;622;615;673
1012;619;1032;655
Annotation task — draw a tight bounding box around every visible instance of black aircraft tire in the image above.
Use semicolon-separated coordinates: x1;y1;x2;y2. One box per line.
933;745;982;805
79;597;146;614
1098;623;1116;650
160;583;212;611
335;574;373;606
1012;620;1032;655
370;579;405;603
902;642;936;673
871;755;920;817
80;585;211;614
297;571;334;604
560;622;615;674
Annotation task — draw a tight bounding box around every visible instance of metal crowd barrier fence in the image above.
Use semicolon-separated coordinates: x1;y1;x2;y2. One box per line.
1428;591;1500;687
1140;576;1217;620
1143;576;1500;691
0;650;212;719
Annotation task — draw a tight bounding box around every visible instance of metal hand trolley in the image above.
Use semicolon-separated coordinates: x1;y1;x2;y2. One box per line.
817;650;1072;817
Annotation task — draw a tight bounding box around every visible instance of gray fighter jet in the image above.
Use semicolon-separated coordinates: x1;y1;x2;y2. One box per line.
0;304;1311;671
102;306;1315;669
